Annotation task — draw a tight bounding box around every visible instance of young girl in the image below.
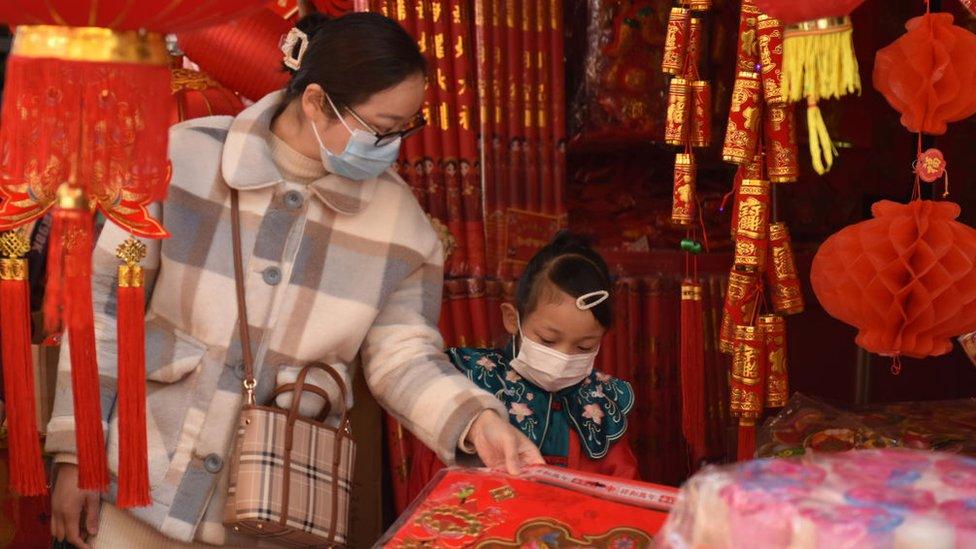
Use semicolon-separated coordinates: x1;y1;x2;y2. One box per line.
410;232;639;490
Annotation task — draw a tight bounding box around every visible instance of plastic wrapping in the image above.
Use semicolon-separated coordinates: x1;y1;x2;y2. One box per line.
758;393;976;459
659;448;976;549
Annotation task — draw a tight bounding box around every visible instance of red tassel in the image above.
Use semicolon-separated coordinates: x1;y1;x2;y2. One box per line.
737;419;757;461
0;231;46;496
115;237;150;507
680;281;707;468
47;206;108;492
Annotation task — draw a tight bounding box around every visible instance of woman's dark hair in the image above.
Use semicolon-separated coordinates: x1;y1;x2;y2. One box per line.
516;231;613;329
282;12;426;111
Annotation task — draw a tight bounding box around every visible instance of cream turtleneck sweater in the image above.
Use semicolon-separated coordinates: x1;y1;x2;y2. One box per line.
268;132;326;183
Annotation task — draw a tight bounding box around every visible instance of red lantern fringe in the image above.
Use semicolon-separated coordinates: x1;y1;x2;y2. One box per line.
46;208;109;491
0;52;171;237
0;245;46;496
680;281;706;467
116;277;149;507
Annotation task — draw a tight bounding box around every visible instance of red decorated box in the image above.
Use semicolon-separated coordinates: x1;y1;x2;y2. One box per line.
377;466;676;547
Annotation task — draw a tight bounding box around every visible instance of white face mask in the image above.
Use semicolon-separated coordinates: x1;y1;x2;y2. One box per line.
510;315;598;392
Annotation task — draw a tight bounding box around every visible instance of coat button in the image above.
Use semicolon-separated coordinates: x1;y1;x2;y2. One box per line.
203;453;223;474
283;190;304;210
262;266;282;285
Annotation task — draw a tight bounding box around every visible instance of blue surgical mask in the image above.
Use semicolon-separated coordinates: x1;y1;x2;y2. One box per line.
311;94;401;181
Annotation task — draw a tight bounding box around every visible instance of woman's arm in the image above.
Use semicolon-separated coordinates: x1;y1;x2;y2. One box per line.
359;240;540;470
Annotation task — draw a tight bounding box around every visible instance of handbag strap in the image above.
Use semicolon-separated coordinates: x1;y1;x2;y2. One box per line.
230;190;347;545
230;189;257;402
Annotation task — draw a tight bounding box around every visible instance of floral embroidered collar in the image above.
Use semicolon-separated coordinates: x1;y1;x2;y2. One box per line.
449;346;634;460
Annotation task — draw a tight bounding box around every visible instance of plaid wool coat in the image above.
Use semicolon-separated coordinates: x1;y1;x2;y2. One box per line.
46;91;506;545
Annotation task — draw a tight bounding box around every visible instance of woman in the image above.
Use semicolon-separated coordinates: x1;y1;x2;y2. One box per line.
49;12;543;548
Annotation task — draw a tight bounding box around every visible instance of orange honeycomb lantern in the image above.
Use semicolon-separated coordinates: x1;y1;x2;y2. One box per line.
811;200;976;360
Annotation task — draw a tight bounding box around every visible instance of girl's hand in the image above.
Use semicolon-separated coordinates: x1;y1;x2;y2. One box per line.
466;409;545;475
51;464;100;549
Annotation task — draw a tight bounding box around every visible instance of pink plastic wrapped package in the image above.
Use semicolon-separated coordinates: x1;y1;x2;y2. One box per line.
658;449;976;549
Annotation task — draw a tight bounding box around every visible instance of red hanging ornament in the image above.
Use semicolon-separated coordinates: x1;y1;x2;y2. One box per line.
874;13;976;135
811;200;976;360
170;68;246;125
0;230;46;496
752;0;867;24
680;281;707;467
916;148;947;183
0;1;265;31
115;238;149;508
177;9;293;103
240;0;359;24
731;325;766;461
0;0;268;500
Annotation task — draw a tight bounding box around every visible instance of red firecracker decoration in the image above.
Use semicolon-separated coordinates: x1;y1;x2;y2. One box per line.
731;324;766;461
811;200;976;360
753;0;867;24
0;0;267;501
873;13;976;135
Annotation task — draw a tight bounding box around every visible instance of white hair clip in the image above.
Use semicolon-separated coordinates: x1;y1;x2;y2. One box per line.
576;290;610;311
280;27;309;71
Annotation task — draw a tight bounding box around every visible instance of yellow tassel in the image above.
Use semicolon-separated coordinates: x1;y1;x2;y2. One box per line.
807;101;837;175
782;17;861;104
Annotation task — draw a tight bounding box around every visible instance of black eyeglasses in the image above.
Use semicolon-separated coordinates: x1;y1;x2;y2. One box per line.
343;105;427;147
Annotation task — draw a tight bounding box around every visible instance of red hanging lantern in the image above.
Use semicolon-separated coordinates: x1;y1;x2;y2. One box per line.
0;0;267;502
811;200;976;360
170;68;246;125
268;0;358;20
873;13;976;136
0;2;265;31
752;0;867;24
176;9;292;103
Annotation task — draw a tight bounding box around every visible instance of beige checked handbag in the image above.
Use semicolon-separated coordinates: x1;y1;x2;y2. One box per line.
224;189;355;547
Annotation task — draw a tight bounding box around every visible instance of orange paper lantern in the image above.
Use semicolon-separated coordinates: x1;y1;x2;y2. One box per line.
811;200;976;360
873;13;976;135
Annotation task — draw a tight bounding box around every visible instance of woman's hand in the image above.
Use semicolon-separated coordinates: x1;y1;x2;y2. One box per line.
466;409;545;475
51;464;100;549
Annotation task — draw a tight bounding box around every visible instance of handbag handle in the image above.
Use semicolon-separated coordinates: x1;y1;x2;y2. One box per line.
230;189;257;402
283;363;351;452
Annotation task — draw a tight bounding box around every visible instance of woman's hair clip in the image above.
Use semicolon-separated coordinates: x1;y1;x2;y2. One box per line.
281;27;309;71
576;290;610;311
